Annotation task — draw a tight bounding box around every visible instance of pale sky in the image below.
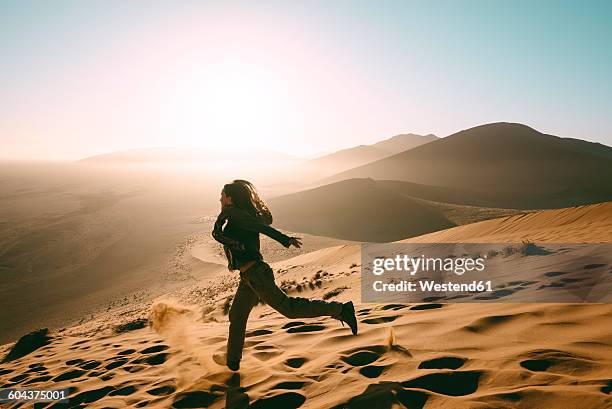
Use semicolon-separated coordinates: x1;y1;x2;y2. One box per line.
1;0;611;160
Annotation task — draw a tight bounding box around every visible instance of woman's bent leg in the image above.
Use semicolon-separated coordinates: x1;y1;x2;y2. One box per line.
243;262;342;320
227;279;260;364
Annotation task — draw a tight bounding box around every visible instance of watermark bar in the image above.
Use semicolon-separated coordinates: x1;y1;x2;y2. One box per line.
361;243;612;303
0;388;70;403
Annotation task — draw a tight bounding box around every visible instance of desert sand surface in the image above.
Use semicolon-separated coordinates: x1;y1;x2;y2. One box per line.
401;201;612;244
1;202;611;408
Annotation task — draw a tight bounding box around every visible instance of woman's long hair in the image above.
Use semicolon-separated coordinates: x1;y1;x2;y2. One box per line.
223;180;273;225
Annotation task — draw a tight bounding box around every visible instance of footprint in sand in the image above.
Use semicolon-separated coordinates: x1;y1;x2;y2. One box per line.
66;358;84;365
508;280;529;286
410;303;443;311
172;390;222;408
380;304;409;311
250;392;306;409
140;344;169;354
286;324;326;334
24;374;52;384
132;353;168;366
117;344;170;367
254;344;276;351
333;372;479;407
105;357;129;370
474;288;516;300
8;373;29;383
519;349;593;374
272;380;309;390
446;294;471;300
466;314;519;333
147;380;177;396
422;296;446;302
25;362;46;372
520;359;552;371
62;385;116;406
285;357;308;368
341;350;381;367
109;384;138;396
418;356;466;370
77;359;101;370
601;380;611;394
122;364;146;373
87;370;106;378
401;370;482;396
544;271;567;277
359;365;387;378
282;321;306;329
357;308;372;316
244;339;265;348
52;369;86;382
44;387;78;408
246;329;273;337
584;263;606;269
337;382;429;409
201;336;226;343
537;282;565;289
253;348;283;361
362;315;400;324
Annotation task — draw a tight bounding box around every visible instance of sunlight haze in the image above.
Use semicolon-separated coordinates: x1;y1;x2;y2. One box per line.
1;0;611;159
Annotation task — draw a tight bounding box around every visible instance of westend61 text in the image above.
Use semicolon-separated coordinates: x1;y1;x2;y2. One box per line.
373;280;493;292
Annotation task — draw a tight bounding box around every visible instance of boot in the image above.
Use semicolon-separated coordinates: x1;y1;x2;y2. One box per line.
340;301;358;335
227;359;240;371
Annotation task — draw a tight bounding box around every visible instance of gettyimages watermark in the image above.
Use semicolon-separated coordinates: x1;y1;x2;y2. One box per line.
361;243;612;303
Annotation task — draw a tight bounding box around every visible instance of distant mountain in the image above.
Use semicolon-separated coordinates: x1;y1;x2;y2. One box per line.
370;133;438;154
323;123;612;209
303;133;437;177
79;147;301;164
269;178;454;242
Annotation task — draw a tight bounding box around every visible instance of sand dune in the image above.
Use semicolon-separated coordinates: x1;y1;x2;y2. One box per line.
402;201;612;243
269;178;456;242
0;203;611;408
270;178;532;242
324;122;612;209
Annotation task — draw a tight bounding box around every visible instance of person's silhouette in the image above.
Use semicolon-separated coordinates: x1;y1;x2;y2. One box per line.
212;180;358;371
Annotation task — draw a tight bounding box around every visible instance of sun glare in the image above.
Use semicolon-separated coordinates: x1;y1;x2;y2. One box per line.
167;59;294;152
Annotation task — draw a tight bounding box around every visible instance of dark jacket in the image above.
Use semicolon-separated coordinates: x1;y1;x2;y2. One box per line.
212;205;291;270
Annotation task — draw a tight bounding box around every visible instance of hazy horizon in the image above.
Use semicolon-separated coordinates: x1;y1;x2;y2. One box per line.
2;0;612;160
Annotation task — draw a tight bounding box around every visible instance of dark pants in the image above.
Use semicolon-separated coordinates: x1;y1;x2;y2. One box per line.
227;260;343;363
